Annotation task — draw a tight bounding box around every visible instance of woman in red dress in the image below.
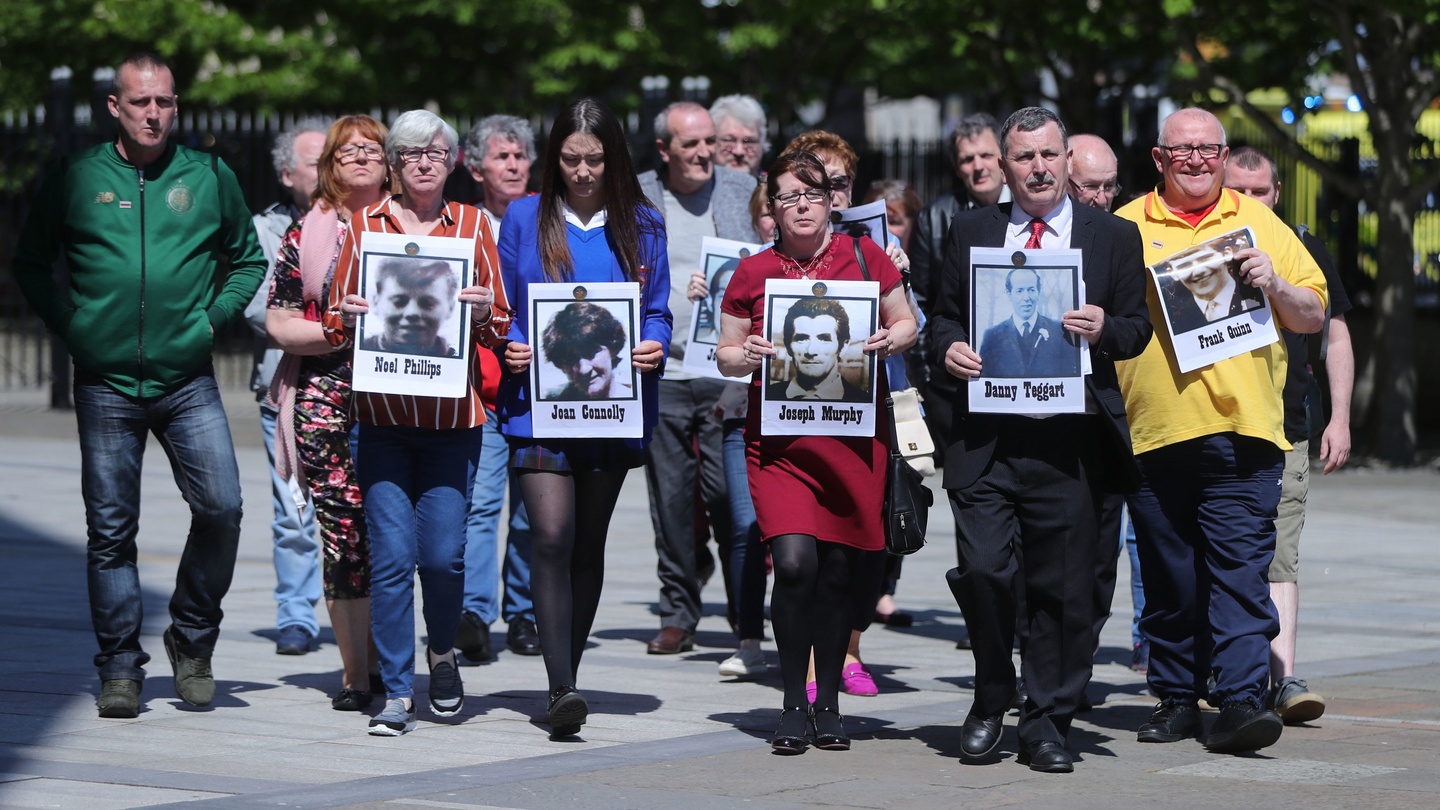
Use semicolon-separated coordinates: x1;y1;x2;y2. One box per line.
716;151;917;753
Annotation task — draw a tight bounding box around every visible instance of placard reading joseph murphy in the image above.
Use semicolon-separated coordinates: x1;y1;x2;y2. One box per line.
1149;226;1278;373
683;236;763;380
352;232;474;399
760;278;879;437
969;247;1086;415
529;281;643;439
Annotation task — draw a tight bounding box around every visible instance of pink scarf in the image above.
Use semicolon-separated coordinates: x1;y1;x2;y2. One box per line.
268;203;343;492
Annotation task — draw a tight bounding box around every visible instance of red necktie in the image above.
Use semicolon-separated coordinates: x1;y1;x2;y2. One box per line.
1025;218;1046;250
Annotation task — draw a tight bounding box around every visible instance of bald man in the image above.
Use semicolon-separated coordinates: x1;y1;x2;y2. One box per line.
1067;134;1120;212
1114;108;1326;755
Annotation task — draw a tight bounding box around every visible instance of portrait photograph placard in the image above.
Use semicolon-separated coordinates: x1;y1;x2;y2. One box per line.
683;236;764;380
528;281;643;439
351;232;474;399
1149;226;1278;373
760;278;880;437
831;198;890;248
969;247;1086;415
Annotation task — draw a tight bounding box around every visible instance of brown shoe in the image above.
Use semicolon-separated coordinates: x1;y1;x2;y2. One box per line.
646;626;694;654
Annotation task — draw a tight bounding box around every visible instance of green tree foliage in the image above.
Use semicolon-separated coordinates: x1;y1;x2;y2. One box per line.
1164;0;1440;465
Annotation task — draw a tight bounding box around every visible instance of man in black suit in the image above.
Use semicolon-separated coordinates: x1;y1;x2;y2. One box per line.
931;107;1151;772
978;267;1080;378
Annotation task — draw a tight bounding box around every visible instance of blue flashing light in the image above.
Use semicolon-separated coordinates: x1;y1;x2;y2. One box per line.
1346;95;1363;112
1281;107;1297;125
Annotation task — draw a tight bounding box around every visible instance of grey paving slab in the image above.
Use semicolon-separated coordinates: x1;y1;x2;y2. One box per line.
2;390;1439;809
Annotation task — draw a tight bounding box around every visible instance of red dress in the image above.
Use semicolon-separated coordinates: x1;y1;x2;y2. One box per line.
720;234;903;550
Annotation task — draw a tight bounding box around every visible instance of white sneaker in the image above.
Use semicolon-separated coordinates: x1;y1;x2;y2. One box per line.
718;646;767;678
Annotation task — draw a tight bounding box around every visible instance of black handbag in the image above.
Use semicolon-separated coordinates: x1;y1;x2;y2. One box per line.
850;236;932;555
883;393;932;554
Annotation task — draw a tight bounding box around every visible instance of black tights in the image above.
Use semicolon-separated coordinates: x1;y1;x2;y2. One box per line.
769;534;859;712
520;468;628;695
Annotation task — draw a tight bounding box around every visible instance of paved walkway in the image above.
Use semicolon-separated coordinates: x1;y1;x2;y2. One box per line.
2;389;1438;809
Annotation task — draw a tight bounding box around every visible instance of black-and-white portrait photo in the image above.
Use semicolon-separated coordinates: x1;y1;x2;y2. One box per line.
359;256;465;358
973;264;1081;379
691;255;741;347
535;299;638;402
1155;230;1265;335
765;294;875;403
831;198;889;249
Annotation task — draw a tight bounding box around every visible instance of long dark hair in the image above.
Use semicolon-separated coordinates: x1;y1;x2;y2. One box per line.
538;98;661;283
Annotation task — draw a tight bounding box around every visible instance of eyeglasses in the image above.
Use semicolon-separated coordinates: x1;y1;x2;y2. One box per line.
718;136;762;152
1159;143;1223;161
335;143;384;162
829;175;851;192
397;147;451;164
771;189;829;208
1070;178;1121;197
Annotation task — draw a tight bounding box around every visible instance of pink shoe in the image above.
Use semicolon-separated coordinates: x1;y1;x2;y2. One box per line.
842;662;879;696
806;681;817;705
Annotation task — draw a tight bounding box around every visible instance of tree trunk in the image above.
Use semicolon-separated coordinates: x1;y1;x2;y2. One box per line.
1366;179;1419;465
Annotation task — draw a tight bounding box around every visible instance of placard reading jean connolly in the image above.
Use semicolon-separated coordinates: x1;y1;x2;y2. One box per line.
529;281;643;439
683;237;764;380
760;278;879;437
1150;226;1278;373
352;232;473;399
969;247;1085;415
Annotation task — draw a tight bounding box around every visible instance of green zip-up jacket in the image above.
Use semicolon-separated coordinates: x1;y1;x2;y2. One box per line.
13;141;266;398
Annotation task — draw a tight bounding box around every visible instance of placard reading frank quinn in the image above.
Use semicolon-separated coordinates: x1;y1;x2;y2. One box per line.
529;281;643;439
969;247;1086;414
1149;227;1278;373
352;232;473;399
760;278;879;437
683;237;764;380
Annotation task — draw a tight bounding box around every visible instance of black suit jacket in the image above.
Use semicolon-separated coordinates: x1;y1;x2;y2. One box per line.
1165;279;1265;335
929;202;1152;493
979;314;1080;378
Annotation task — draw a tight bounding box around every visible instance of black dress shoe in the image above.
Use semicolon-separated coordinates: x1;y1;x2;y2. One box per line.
506;618;542;656
959;712;1004;760
1018;740;1074;773
1012;681;1027;710
771;707;809;754
954;626;972;649
810;707;850;750
547;686;588;738
455;611;493;662
330;688;373;711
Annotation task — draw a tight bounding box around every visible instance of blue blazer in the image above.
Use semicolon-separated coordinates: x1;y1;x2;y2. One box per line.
494;193;673;448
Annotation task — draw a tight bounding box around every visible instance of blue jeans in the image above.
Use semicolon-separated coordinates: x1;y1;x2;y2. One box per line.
357;423;482;701
1130;433;1281;706
73;371;244;681
723;419;766;640
259;403;320;635
463;414;534;625
1122;502;1145;648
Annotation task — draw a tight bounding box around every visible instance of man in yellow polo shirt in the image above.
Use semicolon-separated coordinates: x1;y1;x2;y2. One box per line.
1113;108;1326;755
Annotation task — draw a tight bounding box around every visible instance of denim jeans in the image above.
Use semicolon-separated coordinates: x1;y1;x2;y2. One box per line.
73;371;244;681
1122;502;1145;648
259;403;320;635
463;414;534;626
722;419;767;640
357;423;482;701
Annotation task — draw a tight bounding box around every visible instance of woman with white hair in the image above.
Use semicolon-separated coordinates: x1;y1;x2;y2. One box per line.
323;109;513;736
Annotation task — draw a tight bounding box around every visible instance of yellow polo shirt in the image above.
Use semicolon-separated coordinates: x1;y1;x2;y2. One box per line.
1114;189;1327;455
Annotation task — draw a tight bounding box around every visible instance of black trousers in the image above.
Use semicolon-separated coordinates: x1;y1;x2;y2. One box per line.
947;417;1104;746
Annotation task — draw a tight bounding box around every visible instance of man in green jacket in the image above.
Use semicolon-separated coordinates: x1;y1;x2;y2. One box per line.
13;52;266;718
